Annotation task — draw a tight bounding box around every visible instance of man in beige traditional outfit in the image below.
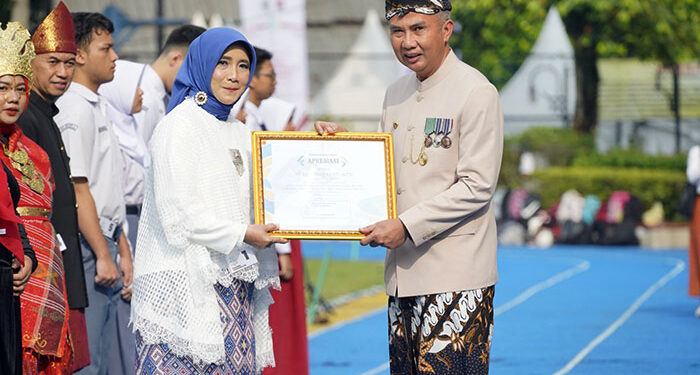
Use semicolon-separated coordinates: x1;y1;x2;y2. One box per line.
317;0;503;373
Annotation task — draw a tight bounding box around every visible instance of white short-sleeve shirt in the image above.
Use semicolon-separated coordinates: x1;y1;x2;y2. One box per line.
55;82;126;225
134;65;167;145
243;100;291;254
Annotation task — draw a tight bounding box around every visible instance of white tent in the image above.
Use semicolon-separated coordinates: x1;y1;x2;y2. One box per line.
311;8;405;131
499;6;576;136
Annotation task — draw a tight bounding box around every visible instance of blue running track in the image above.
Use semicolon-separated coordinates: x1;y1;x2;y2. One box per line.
302;242;700;375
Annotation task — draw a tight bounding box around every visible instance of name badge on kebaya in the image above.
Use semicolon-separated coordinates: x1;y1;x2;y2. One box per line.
56;234;67;252
230;149;245;176
229;249;258;274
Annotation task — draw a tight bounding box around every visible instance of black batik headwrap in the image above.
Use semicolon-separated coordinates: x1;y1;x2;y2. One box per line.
385;0;452;20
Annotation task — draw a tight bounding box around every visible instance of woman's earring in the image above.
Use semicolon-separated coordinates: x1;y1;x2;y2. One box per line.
194;91;208;106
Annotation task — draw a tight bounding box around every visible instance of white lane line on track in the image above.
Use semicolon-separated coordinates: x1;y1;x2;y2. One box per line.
553;258;686;375
358;259;591;375
495;260;590;317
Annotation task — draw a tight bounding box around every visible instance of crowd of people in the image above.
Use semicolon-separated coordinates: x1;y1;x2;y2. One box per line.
29;0;700;373
0;1;310;374
3;0;698;374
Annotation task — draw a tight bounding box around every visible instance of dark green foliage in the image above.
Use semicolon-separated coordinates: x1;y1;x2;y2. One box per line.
572;149;686;171
517;127;595;166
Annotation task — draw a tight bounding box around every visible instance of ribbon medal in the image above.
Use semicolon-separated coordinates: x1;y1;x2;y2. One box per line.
424;118;454;149
440;118;453;149
423;118;436;148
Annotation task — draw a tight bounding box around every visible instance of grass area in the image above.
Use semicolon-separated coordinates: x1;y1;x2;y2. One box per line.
303;259;384;303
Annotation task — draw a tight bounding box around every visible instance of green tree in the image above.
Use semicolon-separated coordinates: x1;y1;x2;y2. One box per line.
451;0;700;134
450;0;549;89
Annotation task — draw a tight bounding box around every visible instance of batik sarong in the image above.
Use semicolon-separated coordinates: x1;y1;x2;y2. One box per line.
135;280;256;374
388;286;495;375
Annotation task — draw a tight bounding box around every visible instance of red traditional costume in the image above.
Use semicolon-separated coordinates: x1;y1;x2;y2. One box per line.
0;19;72;373
0;123;73;373
263;240;310;375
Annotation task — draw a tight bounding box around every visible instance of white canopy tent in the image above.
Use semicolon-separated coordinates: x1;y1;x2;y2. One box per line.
499;6;576;136
311;8;405;131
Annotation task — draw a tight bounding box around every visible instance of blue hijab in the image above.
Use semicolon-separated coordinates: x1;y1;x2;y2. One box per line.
166;27;256;121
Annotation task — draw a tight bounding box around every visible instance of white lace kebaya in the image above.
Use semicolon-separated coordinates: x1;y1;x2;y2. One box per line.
130;98;280;370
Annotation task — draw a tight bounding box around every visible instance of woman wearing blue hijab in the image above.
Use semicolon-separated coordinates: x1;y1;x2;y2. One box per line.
131;28;287;374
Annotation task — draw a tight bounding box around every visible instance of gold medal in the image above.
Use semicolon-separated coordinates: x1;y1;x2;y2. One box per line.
418;150;428;166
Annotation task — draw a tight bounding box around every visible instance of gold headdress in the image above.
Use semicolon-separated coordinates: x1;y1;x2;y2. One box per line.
0;22;35;82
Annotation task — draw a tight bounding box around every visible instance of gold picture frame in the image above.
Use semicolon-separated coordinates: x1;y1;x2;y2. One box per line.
251;131;397;240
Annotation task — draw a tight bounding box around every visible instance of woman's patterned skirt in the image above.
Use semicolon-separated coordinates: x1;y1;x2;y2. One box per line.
135;280;256;374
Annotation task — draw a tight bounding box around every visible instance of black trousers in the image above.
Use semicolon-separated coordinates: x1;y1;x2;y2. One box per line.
0;250;21;375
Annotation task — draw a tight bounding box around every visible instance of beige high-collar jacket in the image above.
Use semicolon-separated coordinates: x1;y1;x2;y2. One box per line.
381;50;504;297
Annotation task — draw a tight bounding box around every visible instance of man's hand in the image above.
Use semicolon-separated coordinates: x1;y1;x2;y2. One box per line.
119;254;133;291
244;224;288;249
95;256;120;288
121;286;132;302
359;218;408;249
12;257;33;297
278;253;293;281
118;233;133;289
314;121;348;135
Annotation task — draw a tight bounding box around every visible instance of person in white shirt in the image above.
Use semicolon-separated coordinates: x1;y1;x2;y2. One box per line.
54;12;132;375
97;59;147;375
134;25;205;145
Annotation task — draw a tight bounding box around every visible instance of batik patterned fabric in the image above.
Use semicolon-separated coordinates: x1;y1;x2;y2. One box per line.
388;286;494;374
385;0;452;20
135;280;256;375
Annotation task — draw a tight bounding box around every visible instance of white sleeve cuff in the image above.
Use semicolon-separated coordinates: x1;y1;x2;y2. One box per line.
274;242;292;254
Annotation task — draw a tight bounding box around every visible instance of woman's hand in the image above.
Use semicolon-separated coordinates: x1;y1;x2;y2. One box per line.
278;253;293;281
314;121;348;135
244;224;288;249
12;257;33;297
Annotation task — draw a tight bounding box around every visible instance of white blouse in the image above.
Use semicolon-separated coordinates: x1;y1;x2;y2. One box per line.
131;98;279;370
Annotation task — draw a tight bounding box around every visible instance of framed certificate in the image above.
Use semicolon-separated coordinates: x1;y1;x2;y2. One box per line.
251;131;397;240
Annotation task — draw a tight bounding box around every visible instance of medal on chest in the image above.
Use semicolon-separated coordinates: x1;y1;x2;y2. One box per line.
424;117;454;149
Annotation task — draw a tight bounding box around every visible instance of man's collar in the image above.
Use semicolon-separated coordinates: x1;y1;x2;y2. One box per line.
68;82;99;103
415;49;457;92
28;90;59;117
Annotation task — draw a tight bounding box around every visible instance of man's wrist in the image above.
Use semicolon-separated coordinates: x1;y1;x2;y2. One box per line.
398;218;411;242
